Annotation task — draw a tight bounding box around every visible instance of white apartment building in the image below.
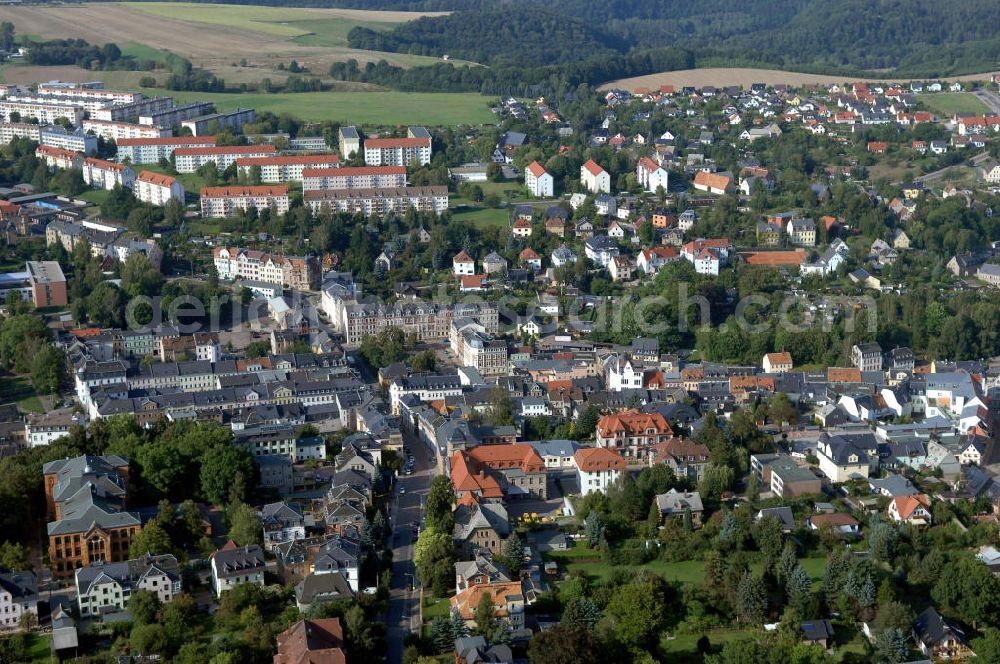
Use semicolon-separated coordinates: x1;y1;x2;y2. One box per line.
525;161;553;197
89;96;173;122
138;101;215;129
35;145;82;171
581;159;611;194
37;84;141;105
81;119;169;143
636;156;670;193
5;93;110;114
174;145;276;173
0;122;40;144
211;544;265;597
338;126;360;159
449;317;508;375
236;154;341;183
302;186;448;217
0;570;37;629
181;108;255;136
135;171;185;206
213;246;316;289
200;185;290;218
301;165;406;191
40;126;97;154
363;137;431;166
117;135;216;164
574;447;626;495
82;157;135;191
0;100;83;125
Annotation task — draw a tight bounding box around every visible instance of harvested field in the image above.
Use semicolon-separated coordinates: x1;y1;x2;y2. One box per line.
602;67;1000;91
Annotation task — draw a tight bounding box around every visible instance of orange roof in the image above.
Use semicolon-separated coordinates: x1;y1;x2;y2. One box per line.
364;136;430;148
582;159;605;176
821;215;839;230
84;157;129;172
650;437;710;465
526;160;547;177
810;513;859;528
35;145;80;160
453;250;473;263
449;451;503;499
827;367;862;383
693;171;732;191
200;185;288;197
739;250;807;266
137;170;178;187
597;408;673;437
175;144;277;156
70;327;103;338
302;165;405;178
513;218;532;229
236;154;340;167
519;247;540;259
460;274;487;288
891;494;930;520
467;443;546;473
574;447;626;471
765;352;793;366
117;136;216;146
450;581;522;620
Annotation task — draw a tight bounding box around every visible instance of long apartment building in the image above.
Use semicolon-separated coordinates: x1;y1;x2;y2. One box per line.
0;122;40;144
40;126;98;154
303;186;448;217
36;145;82;171
200;185;290;218
89;96;173;122
181;108;255;136
6;93;112;115
236;154;341;183
213;246;319;289
135;171;184;206
138;101;214;129
37;84;141;105
81;119;169;143
363;135;431;166
175;144;276;173
301;165;406;191
0;99;84;125
82;157;136;191
342;300;498;345
117;135;216;164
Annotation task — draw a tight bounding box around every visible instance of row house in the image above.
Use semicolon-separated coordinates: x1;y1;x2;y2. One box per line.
596;408;675;463
236;154;341;183
200;185;290;218
213;246;319;289
301;165;407;191
174;144;277;173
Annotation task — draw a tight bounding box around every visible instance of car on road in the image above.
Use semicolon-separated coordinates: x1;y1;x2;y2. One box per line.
399;486;406;494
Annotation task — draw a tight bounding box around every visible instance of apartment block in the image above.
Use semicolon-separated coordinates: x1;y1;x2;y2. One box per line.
0;122;40;144
213;246;319;289
363;135;431;166
82;157;135;191
236;154;341;183
135;171;184;206
181;108;255;136
138;101;214;129
116;135;216;164
81;119;169;143
302;186;448;217
200;185;290;218
89;96;173;122
0;100;84;125
40;126;97;154
37;84;141;105
35;145;82;171
301;165;406;191
174;144;276;173
26;260;68;307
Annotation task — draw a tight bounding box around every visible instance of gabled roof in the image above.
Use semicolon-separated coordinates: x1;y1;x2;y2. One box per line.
574;447;626;471
526;160;547;177
581;159;606;176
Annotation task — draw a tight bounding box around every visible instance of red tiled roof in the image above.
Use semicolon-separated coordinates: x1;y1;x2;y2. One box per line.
137;170;177;187
83;157;129;172
693;171;732;191
526;160;547;177
302;165;405;178
364;137;430;148
175;144;277;156
597;408;673;438
574;447;626;471
453;250;473;263
235;154;340;167
200;185;288;197
117;136;216;146
519;247;540;260
582;159;605;176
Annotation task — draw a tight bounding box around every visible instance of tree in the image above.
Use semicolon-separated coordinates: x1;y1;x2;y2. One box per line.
932;557;1000;628
121;253;163;297
874;628;909;664
575;405;600;440
867;519;898;563
130;519;174;558
410;350;437;373
131;622;167;657
424;475;456;534
474;591;497;636
752;515;784;562
500;532;524;574
786;564;813;614
583;511;605;548
562;597;601;630
735;572;767;623
0;542;29;571
136;443;186;497
527;624;606;664
872;601;913;634
86;282;126;328
129;589;162;625
485;388;515;426
972;628;1000;663
227;501;262;547
769;392;797;426
200;446;256;505
29;345;63;394
700;463;735;499
414;529;455;594
604;578;669;649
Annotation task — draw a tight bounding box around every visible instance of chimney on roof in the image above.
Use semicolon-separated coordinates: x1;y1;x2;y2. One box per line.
479;470;485;479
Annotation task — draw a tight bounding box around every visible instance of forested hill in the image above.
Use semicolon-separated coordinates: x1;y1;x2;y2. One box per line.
338;0;1000;77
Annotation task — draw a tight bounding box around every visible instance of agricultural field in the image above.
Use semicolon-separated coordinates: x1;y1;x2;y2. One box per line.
918;92;988;116
601;66;1000;91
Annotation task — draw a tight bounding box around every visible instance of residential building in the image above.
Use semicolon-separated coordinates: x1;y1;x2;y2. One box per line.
763;352;793;373
213;246;318;290
453;501;510;557
610;254;634;281
693;171;733;195
210;542;265;597
363;135;432;166
181;108;255;136
174;144;277;173
134;171;184;206
451;579;524;630
0;122;40;144
36;145;82;171
648;438;711;482
581;159;610;193
75;554;181;617
681;238;731;275
302;165;406;191
0;569;37;628
81;120;167;143
751;453;822;498
236;154;341;183
261;502;306;552
596;408;675;462
39;126;97;154
137;101;214;129
815;432;878;482
888;494;932;525
338;126;360;159
584;235;620;269
787;217;817;246
342;301;497;347
26;409;84;447
450;317;507;375
851;343;883;372
0;99;84;125
81;157;135;191
636;156;669;192
116;136;216;164
574;447;626;495
26;260;67;307
200;185;290;218
524;161;553;197
453;250;475;276
451;444;548;500
302;186;448;217
655;489;704;527
913;607;974;660
274;618;347;664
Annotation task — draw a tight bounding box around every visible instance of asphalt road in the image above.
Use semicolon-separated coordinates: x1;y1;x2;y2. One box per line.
385;427;437;664
974;89;1000;114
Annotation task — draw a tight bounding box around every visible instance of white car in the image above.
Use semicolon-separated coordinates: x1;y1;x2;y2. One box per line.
399;486;406;494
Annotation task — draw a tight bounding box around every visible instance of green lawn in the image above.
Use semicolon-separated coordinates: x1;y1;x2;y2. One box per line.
125;2;332;38
919;92;988;116
660;628;746;657
120;42;173;65
144;88;497;126
78;189;110;206
0;375;43;412
23;633;51;662
451;205;510;228
423;596;451;621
